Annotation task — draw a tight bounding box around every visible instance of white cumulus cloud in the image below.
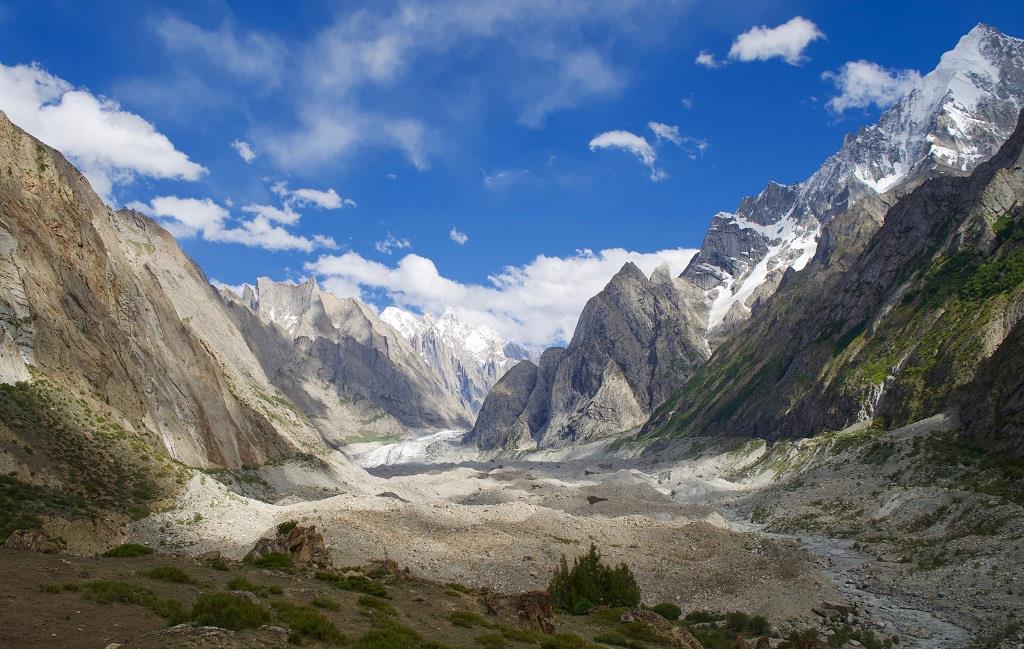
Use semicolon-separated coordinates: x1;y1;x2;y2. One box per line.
728;16;823;65
588;130;665;182
823;60;922;113
231;139;257;162
130;195;337;253
0;61;205;202
305;247;698;348
449;227;469;245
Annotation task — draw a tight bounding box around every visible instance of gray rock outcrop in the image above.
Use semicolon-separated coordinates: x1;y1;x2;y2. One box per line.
468;262;708;449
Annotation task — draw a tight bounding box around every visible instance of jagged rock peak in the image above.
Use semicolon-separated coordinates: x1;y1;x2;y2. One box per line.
380;306;525;414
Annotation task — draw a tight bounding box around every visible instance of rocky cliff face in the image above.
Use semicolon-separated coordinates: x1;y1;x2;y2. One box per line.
684;24;1024;343
646;109;1024;453
228;278;475;436
0;111;316;468
468;263;709;450
380;307;528;414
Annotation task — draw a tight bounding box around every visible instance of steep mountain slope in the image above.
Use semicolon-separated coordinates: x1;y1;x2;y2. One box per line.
469;263;709;450
683;24;1024;342
226;278;475;436
0;111;316;469
380;306;528;413
646;109;1024;453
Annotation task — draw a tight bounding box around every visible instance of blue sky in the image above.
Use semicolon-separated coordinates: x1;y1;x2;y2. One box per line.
1;0;1021;347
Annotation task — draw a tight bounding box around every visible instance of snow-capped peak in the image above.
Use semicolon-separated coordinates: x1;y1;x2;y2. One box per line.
684;25;1024;342
380;306;525;413
380;306;427;340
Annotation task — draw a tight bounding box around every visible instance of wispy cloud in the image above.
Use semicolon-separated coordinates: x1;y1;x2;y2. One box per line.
449;227;469;245
150;3;688;173
589;129;665;181
153;15;287;85
375;233;412;255
231;139;257;163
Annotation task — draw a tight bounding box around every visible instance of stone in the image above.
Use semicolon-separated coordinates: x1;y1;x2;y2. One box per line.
4;529;60;554
244;524;332;568
483;590;555;635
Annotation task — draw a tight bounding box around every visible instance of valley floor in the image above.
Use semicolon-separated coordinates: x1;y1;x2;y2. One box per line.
5;415;1022;648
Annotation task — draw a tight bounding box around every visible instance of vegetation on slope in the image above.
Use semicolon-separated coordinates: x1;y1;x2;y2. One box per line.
0;378;185;542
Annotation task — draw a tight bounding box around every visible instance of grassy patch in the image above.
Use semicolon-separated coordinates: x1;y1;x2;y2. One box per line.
139;565;196;585
82;579;187;624
312;595;340;610
474;632;508;648
190;592;271;631
272;599;348;645
277;520;298;535
449;610;493;629
357;595;397;616
102;543;154;558
252;552;293;570
593;631;645;648
317;570;390;598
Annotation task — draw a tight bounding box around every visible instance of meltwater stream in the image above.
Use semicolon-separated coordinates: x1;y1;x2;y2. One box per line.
724;511;971;649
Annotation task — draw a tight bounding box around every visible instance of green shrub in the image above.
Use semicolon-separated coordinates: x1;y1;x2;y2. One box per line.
317;570;390;598
683;610;721;624
357;594;397;616
650;602;681;621
548;544;640;615
271;600;347;644
312;595;340;610
227;576;263;594
139;566;195;585
449;610;492;628
190;592;270;630
252;552;293;570
102;543;153;557
593;631;644;648
353;619;424;648
474;632;508;648
82;580;187;624
277;520;298;535
497;624;542;643
268;585;283;595
539;632;603;649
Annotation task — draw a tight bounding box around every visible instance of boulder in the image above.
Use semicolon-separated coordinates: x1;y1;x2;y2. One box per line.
820;601;855;617
619;609;703;649
4;529;60;553
244;524;332;568
483;590;555;635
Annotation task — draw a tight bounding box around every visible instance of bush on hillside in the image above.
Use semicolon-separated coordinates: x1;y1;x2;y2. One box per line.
547;544;640;615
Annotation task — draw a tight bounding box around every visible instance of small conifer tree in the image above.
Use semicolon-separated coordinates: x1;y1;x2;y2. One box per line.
547;544;640;614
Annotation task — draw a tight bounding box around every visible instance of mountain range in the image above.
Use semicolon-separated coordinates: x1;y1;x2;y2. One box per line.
470;23;1024;453
1;24;1022;469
